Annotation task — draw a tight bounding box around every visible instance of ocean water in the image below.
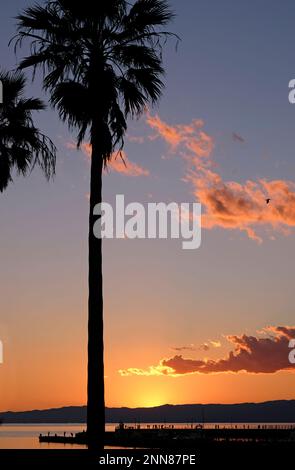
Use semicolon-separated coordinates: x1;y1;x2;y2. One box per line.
0;423;294;449
0;424;89;449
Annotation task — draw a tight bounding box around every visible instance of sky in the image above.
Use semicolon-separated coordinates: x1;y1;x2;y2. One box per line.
1;0;295;411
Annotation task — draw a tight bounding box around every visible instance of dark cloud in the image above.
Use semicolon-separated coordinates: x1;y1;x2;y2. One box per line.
171;345;196;352
120;326;295;377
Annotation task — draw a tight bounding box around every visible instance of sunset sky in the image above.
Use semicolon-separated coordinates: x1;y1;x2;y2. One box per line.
1;0;295;412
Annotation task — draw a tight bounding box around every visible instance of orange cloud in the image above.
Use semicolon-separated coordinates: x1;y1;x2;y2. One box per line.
146;112;213;158
194;175;295;243
66;142;149;177
171;341;221;352
145;114;295;241
119;326;295;377
108;151;150;177
171;344;196;352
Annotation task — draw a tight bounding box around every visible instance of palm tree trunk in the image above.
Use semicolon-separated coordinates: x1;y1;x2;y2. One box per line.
87;129;105;450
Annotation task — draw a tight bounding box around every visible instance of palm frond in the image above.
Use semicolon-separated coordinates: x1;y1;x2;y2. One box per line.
14;0;176;163
0;69;56;192
50;80;91;126
114;44;162;69
119;77;146;116
17;4;61;31
126;67;164;103
126;0;174;31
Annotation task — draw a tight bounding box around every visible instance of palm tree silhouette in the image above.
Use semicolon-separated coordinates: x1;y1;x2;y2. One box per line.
15;0;175;448
0;70;56;192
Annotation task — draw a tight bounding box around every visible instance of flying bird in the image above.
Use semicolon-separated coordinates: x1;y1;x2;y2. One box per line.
232;132;245;144
266;198;271;204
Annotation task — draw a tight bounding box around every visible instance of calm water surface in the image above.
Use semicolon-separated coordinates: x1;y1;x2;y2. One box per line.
0;423;294;449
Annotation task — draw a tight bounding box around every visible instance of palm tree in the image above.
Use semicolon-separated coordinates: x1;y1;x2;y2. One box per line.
0;70;56;192
15;0;175;448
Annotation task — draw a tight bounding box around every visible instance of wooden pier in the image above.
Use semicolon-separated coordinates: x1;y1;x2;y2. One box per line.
39;423;295;448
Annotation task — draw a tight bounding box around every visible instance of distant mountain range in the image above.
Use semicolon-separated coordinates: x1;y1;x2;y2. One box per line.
1;400;295;424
